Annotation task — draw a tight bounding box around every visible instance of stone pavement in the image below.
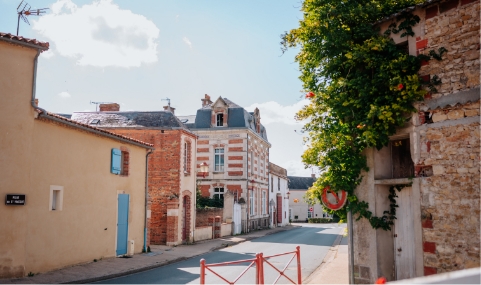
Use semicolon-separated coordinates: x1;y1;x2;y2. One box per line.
1;224;347;284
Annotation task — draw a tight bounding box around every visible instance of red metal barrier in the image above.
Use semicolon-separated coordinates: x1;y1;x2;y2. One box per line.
199;246;302;284
261;246;302;284
200;254;261;284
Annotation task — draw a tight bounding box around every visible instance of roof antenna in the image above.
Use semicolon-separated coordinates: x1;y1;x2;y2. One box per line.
90;101;113;112
16;1;48;35
161;97;171;107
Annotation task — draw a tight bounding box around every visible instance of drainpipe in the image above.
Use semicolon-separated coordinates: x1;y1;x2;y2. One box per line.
30;50;48;115
144;149;153;252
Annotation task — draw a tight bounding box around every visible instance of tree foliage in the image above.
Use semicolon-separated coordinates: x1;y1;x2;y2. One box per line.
282;0;443;230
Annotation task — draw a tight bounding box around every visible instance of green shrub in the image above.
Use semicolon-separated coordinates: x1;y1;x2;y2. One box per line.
308;217;340;223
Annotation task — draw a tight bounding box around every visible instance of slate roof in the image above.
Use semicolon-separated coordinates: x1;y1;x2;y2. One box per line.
37;111;153;148
0;32;49;50
71;111;187;129
287;176;316;190
183;97;268;141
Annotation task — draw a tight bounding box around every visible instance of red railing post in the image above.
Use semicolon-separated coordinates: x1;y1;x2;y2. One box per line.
259;252;265;284
255;253;260;284
296;246;302;284
200;258;206;284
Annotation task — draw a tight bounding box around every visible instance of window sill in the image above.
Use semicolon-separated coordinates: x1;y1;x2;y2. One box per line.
374;178;412;185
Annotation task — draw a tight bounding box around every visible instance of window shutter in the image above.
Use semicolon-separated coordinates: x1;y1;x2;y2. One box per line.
111;148;122;175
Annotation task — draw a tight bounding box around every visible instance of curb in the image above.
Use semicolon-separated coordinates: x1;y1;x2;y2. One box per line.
63;226;297;284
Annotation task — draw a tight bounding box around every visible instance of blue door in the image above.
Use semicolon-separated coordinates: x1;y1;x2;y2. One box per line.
116;194;129;256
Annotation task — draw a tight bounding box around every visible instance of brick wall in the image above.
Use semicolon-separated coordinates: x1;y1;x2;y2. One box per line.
196;208;223;227
105;128;186;245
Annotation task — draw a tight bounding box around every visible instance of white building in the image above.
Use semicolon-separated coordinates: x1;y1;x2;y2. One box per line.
288;175;331;222
268;163;289;227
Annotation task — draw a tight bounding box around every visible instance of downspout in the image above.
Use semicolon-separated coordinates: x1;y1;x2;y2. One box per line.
30;50;47;114
144;149;153;252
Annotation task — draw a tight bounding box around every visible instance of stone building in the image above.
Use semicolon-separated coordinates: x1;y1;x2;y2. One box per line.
0;33;153;277
179;95;271;232
268;162;290;227
351;0;480;283
71;104;197;246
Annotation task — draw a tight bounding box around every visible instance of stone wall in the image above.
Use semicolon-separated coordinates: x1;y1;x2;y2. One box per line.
415;0;480;275
196;208;223;227
418;0;480;98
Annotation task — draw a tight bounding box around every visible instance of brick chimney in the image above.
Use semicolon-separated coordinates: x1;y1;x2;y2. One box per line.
201;94;213;107
99;103;120;112
163;105;175;114
34;99;39;106
311;173;316;178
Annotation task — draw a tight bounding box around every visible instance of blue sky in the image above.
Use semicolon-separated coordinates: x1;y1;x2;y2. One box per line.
1;0;316;176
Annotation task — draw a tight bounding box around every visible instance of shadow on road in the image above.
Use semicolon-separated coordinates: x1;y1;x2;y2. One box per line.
250;226;342;246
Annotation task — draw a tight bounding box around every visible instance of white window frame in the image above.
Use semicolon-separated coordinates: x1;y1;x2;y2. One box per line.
49;185;64;211
213;187;224;200
216;113;224;127
184;142;188;173
250;191;255;215
214;148;224;172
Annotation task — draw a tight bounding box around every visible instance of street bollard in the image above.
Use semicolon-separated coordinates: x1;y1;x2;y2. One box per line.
200;259;205;284
296;246;302;284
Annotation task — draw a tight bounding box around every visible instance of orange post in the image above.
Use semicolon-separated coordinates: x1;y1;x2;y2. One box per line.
259;252;265;284
255;253;260;284
296;246;302;284
200;258;206;284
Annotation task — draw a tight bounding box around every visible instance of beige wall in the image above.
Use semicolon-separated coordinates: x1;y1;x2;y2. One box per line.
178;132;197;243
0;40;148;277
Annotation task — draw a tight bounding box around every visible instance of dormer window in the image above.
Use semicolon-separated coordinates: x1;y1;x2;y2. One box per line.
216;113;224;127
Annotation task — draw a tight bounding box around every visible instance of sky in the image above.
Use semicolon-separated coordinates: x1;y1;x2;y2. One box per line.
1;0;317;176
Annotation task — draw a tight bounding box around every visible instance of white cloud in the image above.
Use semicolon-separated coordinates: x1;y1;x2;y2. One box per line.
245;100;309;125
183;37;192;50
40;49;55;59
32;0;159;68
58;91;71;98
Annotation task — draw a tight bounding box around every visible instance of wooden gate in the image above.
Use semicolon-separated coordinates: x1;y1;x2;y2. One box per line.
394;186;415;280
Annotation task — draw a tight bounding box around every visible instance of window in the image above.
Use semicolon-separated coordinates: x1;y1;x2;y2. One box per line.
262;191;266;215
250;152;254;174
214;148;224;172
216;113;224;126
49;185;64;211
250;191;255;215
184;141;191;174
111;148;129;176
271;177;273;192
278;178;280;191
213;187;224;200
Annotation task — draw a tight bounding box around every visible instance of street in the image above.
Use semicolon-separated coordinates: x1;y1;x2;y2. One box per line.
97;223;346;284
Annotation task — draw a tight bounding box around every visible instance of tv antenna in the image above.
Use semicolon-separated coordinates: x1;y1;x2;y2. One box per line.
90;101;113;112
16;1;48;35
161;97;171;107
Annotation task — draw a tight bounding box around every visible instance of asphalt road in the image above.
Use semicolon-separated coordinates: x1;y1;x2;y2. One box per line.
97;223;346;284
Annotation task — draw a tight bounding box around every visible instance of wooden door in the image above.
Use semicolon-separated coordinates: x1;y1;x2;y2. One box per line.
394;186;416;280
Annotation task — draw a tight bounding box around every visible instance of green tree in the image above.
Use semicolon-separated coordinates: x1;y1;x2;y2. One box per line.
282;0;443;230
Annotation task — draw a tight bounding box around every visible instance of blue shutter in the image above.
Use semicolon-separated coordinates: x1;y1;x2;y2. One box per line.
111;148;121;175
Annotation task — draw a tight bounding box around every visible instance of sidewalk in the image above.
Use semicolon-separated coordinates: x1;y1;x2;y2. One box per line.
304;231;349;284
2;224;347;284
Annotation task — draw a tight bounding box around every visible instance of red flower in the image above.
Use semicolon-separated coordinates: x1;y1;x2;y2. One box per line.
305;92;315;98
398;83;404;90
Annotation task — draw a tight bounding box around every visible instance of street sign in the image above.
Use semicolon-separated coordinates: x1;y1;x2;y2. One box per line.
5;194;26;206
321;186;347;211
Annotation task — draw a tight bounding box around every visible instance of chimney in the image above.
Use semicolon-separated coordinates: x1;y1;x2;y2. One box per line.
201;94;213;107
34;99;39;106
99;103;120;112
311;173;316;178
163;105;175;114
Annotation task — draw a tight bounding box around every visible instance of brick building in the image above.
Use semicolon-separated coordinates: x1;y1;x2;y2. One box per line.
71;104;197;246
179;95;271;232
351;0;480;283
